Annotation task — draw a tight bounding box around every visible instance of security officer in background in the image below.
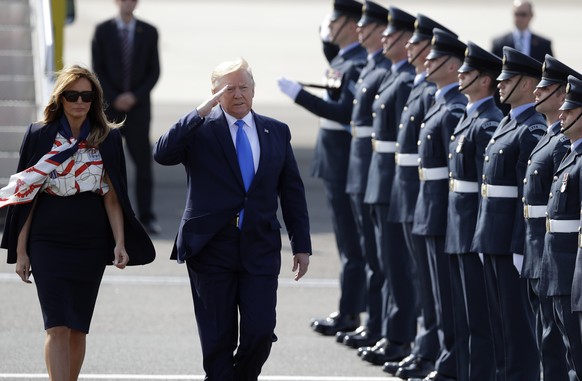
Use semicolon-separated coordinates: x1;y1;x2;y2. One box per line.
358;6;416;367
446;42;502;381
524;55;579;381
545;74;582;379
277;0;367;336
412;28;468;381
384;15;453;380
471;46;545;381
338;0;391;350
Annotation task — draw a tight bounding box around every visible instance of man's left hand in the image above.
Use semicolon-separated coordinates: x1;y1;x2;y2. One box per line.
292;253;310;281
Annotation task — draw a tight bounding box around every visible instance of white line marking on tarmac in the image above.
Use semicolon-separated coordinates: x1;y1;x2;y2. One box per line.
0;375;391;380
0;273;337;287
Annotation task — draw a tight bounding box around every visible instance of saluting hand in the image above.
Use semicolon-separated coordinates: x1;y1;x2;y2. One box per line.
292;253;310;281
196;85;228;118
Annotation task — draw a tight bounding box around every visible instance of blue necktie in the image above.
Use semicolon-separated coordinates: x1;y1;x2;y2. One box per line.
235;119;254;228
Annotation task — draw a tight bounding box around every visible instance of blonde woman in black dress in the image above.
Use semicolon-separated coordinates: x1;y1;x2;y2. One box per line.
0;65;155;381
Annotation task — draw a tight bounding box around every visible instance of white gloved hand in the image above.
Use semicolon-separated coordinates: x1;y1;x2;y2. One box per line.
277;77;302;101
512;253;523;274
319;14;333;42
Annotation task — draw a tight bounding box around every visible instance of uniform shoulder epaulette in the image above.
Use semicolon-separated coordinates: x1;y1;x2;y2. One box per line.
447;102;466;111
559;135;570;143
481;120;499;129
527;123;547;133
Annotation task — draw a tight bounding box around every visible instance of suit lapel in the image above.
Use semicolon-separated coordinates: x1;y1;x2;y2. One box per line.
209;112;245;188
557;145;582;173
247;112;270;194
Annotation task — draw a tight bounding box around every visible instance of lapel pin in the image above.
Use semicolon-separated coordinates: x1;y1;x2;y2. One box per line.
264;128;269;134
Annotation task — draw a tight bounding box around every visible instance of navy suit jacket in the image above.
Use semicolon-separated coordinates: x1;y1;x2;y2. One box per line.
1;122;156;265
153;107;312;275
491;31;553;63
91;18;160;124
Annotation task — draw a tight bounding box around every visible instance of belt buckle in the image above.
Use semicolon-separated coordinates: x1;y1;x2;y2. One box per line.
449;179;455;192
394;152;400;165
371;138;376;151
351;126;357;138
481;183;488;198
523;204;529;219
546;217;550;233
418;167;424;181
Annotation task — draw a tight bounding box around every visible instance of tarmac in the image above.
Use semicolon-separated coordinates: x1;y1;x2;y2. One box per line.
1;0;582;379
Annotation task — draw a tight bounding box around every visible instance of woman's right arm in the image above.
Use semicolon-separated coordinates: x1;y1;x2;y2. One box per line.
15;201;36;283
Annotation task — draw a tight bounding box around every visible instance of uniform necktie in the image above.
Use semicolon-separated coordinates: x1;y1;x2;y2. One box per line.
235;119;254;228
121;27;132;91
516;32;525;53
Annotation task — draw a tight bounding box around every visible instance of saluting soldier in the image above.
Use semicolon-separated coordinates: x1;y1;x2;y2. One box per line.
384;15;454;380
525;55;579;381
446;42;502;381
471;46;545;381
544;74;582;379
277;0;367;336
356;6;417;367
413;28;468;381
337;0;391;350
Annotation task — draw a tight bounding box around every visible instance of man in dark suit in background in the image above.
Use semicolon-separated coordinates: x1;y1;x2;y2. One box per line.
491;0;552;62
91;0;161;234
154;58;311;381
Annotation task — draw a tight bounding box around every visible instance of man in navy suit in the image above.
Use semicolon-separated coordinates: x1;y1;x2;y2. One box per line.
91;0;161;234
491;0;552;63
154;58;311;381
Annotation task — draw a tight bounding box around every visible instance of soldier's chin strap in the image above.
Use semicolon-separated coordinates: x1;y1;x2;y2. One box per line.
409;40;430;67
426;56;451;80
500;75;522;104
360;24;383;46
534;84;562;109
383;31;406;55
561;109;582;133
459;72;480;93
331;17;350;45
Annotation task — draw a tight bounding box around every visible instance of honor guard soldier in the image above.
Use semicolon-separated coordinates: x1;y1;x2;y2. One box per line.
277;0;367;336
545;75;582;379
412;28;468;381
337;0;391;350
446;41;502;381
357;6;417;367
383;15;455;380
525;55;580;380
471;46;545;381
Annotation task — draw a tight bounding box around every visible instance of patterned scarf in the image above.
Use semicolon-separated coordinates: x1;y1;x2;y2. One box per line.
0;116;91;208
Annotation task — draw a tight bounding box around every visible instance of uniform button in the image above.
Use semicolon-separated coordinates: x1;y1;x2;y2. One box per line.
399;123;404;129
448;153;452;159
411;116;415;122
490;139;495;144
523;178;527;184
420;123;425;128
534;170;538;175
427;135;432;140
396;142;400;147
553;176;558;181
485;156;489;162
381;104;385;109
549;193;553;198
499;149;504;154
362;87;367;93
482;174;486;180
404;106;408;111
528;159;531;165
375;94;380;100
358;79;363;84
449;171;453;177
353;99;358;105
417;158;422;163
450;135;455;141
522;196;525;202
417;140;421;146
372;112;376;118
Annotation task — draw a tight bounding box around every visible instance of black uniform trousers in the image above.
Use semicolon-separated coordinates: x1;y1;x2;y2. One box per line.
371;205;416;343
323;180;367;315
403;222;439;362
450;254;495;381
482;254;539;381
553;295;582;381
186;224;277;381
425;235;457;378
349;193;382;335
527;279;570;381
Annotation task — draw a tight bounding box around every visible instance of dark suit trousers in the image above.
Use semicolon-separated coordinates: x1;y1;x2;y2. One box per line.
371;204;416;343
450;254;495;381
116;106;155;223
186;225;277;381
482;254;539;381
553;295;582;381
527;279;570;381
349;193;382;335
425;236;456;378
403;222;439;361
323;180;366;315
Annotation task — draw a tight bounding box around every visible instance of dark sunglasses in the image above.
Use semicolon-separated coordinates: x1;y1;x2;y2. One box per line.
62;90;94;103
514;12;530;17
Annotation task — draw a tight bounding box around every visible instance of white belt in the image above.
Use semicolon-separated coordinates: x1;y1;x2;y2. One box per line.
396;153;419;167
449;179;479;193
481;184;518;198
373;140;397;153
352;126;373;138
418;167;448;181
524;204;547;219
546;218;579;233
320;118;348;131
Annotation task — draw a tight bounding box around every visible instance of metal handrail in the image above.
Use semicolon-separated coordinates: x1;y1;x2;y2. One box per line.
29;0;54;119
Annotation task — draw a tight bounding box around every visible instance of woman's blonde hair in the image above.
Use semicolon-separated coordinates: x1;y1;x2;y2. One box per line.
41;64;121;146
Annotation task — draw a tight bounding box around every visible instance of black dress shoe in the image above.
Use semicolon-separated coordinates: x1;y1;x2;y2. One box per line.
343;329;382;348
362;341;411;365
335;325;365;343
383;353;417;375
357;337;386;357
395;356;434;379
311;312;360;336
410;370;455;381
